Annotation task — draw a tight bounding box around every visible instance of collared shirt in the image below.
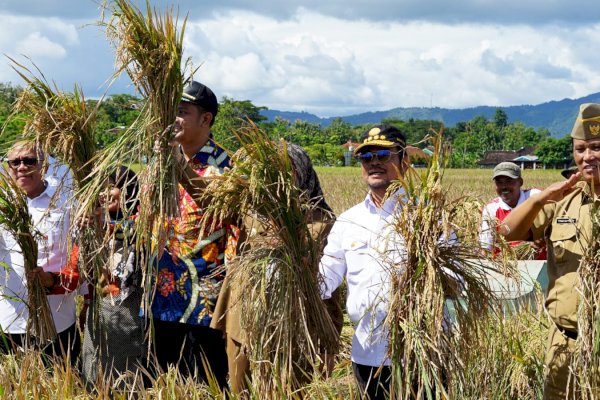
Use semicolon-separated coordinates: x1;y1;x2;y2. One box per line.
320;190;406;367
0;182;76;334
480;188;545;258
531;181;596;331
151;139;238;326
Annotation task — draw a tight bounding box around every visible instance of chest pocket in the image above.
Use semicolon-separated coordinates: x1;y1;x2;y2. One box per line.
549;222;577;263
341;238;370;255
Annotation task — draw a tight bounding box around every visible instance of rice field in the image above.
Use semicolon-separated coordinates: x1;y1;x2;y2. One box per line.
316;166;562;215
0;167;564;399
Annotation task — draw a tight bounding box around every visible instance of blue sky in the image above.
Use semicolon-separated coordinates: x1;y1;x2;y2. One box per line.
1;0;599;117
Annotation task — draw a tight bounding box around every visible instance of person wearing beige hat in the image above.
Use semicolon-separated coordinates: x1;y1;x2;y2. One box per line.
479;162;546;259
500;103;600;399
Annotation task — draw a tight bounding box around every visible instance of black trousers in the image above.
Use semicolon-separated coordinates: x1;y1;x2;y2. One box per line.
150;319;228;389
353;362;392;400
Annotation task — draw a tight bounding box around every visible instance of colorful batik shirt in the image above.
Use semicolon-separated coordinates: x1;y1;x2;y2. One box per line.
151;139;238;326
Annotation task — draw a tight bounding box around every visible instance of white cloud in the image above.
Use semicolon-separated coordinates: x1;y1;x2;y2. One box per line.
16;32;67;59
0;3;600;117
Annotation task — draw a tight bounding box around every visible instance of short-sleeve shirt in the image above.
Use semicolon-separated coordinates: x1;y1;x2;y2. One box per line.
531;181;595;331
150;139;238;326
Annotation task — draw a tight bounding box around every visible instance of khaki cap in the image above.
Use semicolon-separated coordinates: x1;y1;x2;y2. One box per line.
492;162;521;180
570;103;600;140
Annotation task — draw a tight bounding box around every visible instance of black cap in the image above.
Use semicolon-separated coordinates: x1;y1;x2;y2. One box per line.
181;81;219;118
354;125;406;154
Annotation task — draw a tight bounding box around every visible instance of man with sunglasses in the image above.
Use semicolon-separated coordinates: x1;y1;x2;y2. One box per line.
319;124;408;399
0;140;81;362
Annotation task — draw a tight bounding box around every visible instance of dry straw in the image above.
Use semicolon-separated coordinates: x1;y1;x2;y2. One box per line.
0;169;56;343
102;0;190;315
573;200;600;398
384;131;516;399
201;123;338;398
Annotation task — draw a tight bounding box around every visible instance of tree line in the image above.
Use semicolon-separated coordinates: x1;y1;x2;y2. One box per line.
0;82;572;168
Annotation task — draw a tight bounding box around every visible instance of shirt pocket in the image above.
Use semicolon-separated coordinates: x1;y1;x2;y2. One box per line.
549;223;577;264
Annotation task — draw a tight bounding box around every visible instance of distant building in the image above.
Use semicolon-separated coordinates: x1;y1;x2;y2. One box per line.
479;147;543;169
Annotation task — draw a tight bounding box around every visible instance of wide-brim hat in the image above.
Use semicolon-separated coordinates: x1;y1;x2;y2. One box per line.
353;125;406;154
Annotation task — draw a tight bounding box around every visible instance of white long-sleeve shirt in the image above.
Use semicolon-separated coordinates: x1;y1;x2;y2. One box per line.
0;182;76;334
320;191;406;367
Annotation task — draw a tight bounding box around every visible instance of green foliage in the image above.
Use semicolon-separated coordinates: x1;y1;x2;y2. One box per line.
93;94;142;148
535;135;572;167
304;143;345;166
211;96;267;150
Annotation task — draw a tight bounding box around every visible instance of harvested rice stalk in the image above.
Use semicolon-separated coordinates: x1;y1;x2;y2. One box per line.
384;131;515;399
8;60;106;294
573;202;600;398
103;0;187;244
9;58;97;190
0;169;56;343
201;123;338;398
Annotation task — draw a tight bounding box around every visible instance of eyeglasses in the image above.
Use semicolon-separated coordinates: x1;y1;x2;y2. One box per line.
356;149;399;163
7;157;40;168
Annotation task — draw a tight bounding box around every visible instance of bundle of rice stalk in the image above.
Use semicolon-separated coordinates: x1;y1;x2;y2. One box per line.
572;204;600;398
200;123;338;397
9;58;97;189
0;169;56;343
383;131;516;399
7;60;108;292
103;0;187;262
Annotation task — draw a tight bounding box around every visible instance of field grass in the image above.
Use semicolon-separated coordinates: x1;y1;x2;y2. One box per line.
316;166;562;215
0;167;564;399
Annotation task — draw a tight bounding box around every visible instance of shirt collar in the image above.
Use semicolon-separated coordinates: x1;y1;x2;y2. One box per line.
497;189;525;210
27;180;55;202
190;137;231;168
364;187;405;214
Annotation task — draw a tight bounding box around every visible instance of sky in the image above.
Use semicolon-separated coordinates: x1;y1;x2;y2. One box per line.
1;0;599;117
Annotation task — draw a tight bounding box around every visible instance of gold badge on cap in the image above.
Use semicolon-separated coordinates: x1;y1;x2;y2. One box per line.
590;124;600;136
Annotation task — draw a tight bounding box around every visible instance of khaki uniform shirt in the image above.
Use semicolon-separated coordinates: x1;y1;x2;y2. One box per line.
531;181;597;331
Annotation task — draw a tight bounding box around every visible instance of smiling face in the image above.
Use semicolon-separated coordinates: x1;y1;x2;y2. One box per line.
7;146;46;198
573;137;600;185
359;146;406;200
493;175;523;208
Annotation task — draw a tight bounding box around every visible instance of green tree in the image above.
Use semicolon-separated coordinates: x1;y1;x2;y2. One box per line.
535;136;572;167
211;97;267;150
494;108;508;128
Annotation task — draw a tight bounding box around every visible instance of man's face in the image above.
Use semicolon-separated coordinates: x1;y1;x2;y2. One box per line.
359;146;405;193
493;175;523;208
573;138;600;184
7;147;45;198
173;102;211;144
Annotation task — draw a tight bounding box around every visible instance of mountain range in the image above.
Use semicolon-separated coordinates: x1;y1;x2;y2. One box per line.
261;92;600;137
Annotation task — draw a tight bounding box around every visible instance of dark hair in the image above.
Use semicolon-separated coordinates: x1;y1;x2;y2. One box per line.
108;166;139;219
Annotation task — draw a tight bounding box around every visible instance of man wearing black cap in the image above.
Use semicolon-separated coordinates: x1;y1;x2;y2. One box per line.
319;125;408;399
501;103;600;399
149;81;233;387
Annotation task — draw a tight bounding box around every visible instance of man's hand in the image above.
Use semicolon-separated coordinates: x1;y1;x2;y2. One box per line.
27;267;55;289
533;171;581;206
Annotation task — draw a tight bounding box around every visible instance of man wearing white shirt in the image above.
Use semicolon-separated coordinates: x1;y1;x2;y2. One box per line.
480;162;546;259
319;125;408;400
0;141;80;363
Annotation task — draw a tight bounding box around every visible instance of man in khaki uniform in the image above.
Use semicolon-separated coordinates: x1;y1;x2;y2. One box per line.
501;103;600;399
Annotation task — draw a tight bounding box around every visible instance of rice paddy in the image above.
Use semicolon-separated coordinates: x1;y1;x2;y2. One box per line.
0;165;564;398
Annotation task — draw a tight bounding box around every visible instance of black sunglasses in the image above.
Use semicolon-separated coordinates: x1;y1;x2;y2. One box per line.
7;157;39;167
356;149;399;163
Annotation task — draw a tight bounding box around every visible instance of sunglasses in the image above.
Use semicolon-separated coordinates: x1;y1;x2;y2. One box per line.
356;149;399;163
7;157;39;168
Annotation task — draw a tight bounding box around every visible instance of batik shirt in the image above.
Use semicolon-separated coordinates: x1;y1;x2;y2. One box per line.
151;139;238;326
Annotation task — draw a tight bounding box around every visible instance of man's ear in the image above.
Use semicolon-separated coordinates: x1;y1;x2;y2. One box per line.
203;112;214;127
